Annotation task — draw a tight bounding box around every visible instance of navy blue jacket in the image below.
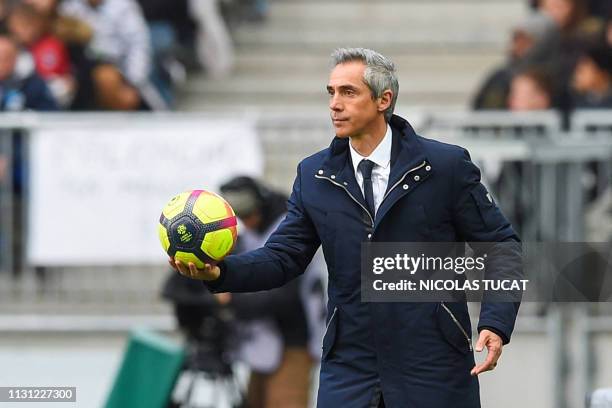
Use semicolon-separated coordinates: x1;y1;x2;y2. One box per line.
208;115;520;407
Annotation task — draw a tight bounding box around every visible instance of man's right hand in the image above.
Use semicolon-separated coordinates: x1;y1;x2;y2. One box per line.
169;258;221;281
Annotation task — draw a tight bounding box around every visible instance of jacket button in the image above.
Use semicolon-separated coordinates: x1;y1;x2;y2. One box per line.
414;175;420;181
426;165;431;171
318;170;324;175
367;234;372;239
343;182;348;186
403;184;409;190
331;175;336;179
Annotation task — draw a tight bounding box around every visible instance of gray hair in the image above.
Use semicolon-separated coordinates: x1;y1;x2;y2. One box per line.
330;48;399;122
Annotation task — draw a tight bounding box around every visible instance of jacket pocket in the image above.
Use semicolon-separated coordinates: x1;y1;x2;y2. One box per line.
469;183;508;230
319;212;336;273
321;306;338;361
403;203;432;239
436;302;473;354
379;203;433;241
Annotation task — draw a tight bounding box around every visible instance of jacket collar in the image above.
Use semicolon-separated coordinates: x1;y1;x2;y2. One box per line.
319;114;428;184
315;114;432;227
315;142;367;216
386;115;428;191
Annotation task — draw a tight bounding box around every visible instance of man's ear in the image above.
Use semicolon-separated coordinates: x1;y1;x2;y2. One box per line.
378;89;393;113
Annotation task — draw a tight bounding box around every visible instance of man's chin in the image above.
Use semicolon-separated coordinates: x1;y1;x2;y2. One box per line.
333;126;352;138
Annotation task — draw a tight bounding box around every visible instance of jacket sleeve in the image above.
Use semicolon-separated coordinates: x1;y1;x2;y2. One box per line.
205;162;321;293
451;148;522;344
229;278;303;321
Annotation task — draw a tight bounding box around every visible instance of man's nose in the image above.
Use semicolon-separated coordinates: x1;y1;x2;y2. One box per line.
329;94;342;111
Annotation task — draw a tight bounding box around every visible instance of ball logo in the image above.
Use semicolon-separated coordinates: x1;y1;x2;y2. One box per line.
177;224;193;243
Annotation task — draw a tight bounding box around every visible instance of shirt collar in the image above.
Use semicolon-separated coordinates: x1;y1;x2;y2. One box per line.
349;124;392;173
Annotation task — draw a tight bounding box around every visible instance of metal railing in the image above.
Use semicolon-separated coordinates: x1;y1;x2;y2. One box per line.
0;110;610;286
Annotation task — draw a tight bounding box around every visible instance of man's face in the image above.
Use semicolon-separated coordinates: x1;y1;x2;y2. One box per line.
327;61;383;139
508;75;551;111
573;57;602;93
8;12;44;46
0;38;17;81
24;0;59;15
541;0;573;29
510;31;535;60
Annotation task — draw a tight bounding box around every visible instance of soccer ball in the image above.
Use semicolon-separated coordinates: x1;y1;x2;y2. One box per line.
158;190;238;268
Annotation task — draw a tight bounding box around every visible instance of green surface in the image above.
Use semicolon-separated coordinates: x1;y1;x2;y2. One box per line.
104;328;185;408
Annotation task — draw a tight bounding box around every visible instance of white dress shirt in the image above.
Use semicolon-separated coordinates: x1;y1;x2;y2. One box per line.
349;125;392;215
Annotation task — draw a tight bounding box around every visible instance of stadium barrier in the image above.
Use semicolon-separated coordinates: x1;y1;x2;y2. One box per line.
0;110;610;302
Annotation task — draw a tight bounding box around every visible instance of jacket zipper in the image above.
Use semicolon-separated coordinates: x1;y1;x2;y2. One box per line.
323;306;338;339
440;302;473;351
315;175;375;227
380;160;427;205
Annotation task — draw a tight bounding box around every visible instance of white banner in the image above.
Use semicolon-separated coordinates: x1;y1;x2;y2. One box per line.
27;119;263;265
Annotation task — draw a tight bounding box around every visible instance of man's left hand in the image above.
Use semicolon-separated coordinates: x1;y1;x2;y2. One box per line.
470;329;503;376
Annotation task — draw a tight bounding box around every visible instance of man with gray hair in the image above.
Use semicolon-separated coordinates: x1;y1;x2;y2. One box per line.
173;47;520;407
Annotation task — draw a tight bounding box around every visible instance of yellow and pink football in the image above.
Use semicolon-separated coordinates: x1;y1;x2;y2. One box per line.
158;190;238;268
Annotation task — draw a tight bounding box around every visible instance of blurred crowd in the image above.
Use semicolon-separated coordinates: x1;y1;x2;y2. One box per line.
473;0;612;118
0;0;268;112
0;0;269;274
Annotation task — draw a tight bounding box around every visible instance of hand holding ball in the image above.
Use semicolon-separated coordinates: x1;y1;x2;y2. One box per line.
158;190;237;280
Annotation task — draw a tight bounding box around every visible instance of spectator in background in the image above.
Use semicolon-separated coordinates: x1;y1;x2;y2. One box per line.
23;0;93;46
7;2;75;107
60;0;168;110
189;0;234;78
527;0;612;17
473;12;557;110
20;0;98;111
0;33;57;275
0;0;9;27
571;42;612;108
539;0;603;36
0;34;57;110
508;67;555;111
538;0;606;110
21;0;57;14
586;0;612;19
528;0;612;18
136;0;196;52
134;0;196;106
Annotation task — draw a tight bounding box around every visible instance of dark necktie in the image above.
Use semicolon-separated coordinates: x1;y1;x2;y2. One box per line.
358;159;376;217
